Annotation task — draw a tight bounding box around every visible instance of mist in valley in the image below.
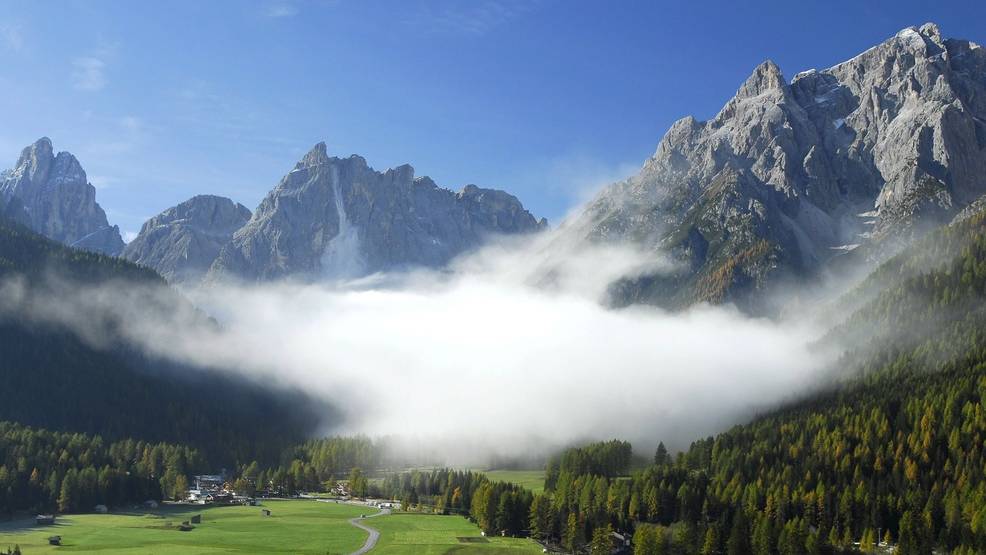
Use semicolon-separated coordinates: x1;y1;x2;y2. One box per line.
0;220;845;465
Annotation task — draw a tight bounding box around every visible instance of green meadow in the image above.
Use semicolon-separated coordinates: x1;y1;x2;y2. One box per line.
0;500;367;554
473;470;545;493
369;513;542;555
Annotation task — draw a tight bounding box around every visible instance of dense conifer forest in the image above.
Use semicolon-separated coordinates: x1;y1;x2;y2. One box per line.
0;218;322;466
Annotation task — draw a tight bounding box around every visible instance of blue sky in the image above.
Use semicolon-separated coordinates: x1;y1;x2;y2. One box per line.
0;0;984;239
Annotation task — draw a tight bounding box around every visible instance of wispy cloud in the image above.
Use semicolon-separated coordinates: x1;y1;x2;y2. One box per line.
0;25;23;51
265;3;299;18
119;115;142;133
404;0;541;36
72;57;107;91
72;112;149;160
88;175;119;190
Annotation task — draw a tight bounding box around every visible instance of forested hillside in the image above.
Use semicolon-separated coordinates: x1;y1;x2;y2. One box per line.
0;218;321;466
0;421;201;515
522;211;986;554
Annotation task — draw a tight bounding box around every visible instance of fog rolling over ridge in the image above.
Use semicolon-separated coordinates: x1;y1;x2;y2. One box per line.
0;222;833;463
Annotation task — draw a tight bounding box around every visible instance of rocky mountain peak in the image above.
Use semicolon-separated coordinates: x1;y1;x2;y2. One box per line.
571;22;986;312
207;148;545;282
123;194;252;282
0;138;123;255
297;141;330;169
13;137;55;185
736;60;787;99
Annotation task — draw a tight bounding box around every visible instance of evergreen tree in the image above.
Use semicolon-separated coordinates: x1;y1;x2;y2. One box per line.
727;512;752;555
634;525;658;555
590;523;613;555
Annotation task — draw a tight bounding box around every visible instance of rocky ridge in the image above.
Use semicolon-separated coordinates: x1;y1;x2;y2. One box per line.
573;23;986;309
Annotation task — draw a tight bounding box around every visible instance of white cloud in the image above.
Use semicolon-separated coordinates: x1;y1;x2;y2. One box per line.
404;0;540;36
88;175;118;189
0;25;23;51
72;57;107;91
265;3;299;17
120;115;142;132
539;152;642;208
0;229;836;462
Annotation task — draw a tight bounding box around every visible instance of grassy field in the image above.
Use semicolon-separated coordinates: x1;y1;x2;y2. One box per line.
369;513;542;555
0;499;367;554
474;470;545;493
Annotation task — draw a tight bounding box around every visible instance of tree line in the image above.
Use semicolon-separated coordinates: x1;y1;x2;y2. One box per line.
0;421;203;515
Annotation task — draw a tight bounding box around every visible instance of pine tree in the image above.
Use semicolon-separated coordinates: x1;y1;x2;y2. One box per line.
860;527;875;552
655;442;670;466
752;513;774;555
590;523;613;555
58;469;77;513
634;525;658;555
564;512;583;553
701;525;720;555
727;512;752;555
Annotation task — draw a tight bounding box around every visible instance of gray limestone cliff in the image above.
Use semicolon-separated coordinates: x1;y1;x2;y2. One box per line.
207;143;545;282
122;195;252;282
0;138;124;255
571;23;986;310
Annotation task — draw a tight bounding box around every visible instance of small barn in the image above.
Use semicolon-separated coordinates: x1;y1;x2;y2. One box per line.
36;514;55;525
261;509;271;517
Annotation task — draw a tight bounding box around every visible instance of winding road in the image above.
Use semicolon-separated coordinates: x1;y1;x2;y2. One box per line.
348;508;390;555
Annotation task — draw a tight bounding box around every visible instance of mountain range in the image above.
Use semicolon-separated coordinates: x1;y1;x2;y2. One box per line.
4;23;986;312
205;142;546;283
0;137;545;284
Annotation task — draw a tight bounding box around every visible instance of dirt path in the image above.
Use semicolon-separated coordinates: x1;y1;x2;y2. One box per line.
348;508;389;555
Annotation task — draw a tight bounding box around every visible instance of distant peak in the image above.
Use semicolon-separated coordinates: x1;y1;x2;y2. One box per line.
21;136;54;158
918;22;941;40
15;137;55;175
894;22;944;49
298;141;329;168
736;60;786;98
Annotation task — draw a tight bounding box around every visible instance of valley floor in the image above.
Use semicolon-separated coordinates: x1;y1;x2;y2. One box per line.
368;512;542;555
0;500;544;555
0;500;367;554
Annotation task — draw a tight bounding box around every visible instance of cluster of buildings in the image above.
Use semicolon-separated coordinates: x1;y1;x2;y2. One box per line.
185;474;256;506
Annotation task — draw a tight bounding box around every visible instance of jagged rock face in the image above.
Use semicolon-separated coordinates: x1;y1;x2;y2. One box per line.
208;143;545;282
0;138;124;255
122;195;251;282
575;23;986;310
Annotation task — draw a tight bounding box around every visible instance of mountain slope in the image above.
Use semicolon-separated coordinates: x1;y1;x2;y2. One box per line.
0;217;322;464
0;137;124;255
208;143;545;282
572;23;986;311
122;194;252;282
529;206;986;554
